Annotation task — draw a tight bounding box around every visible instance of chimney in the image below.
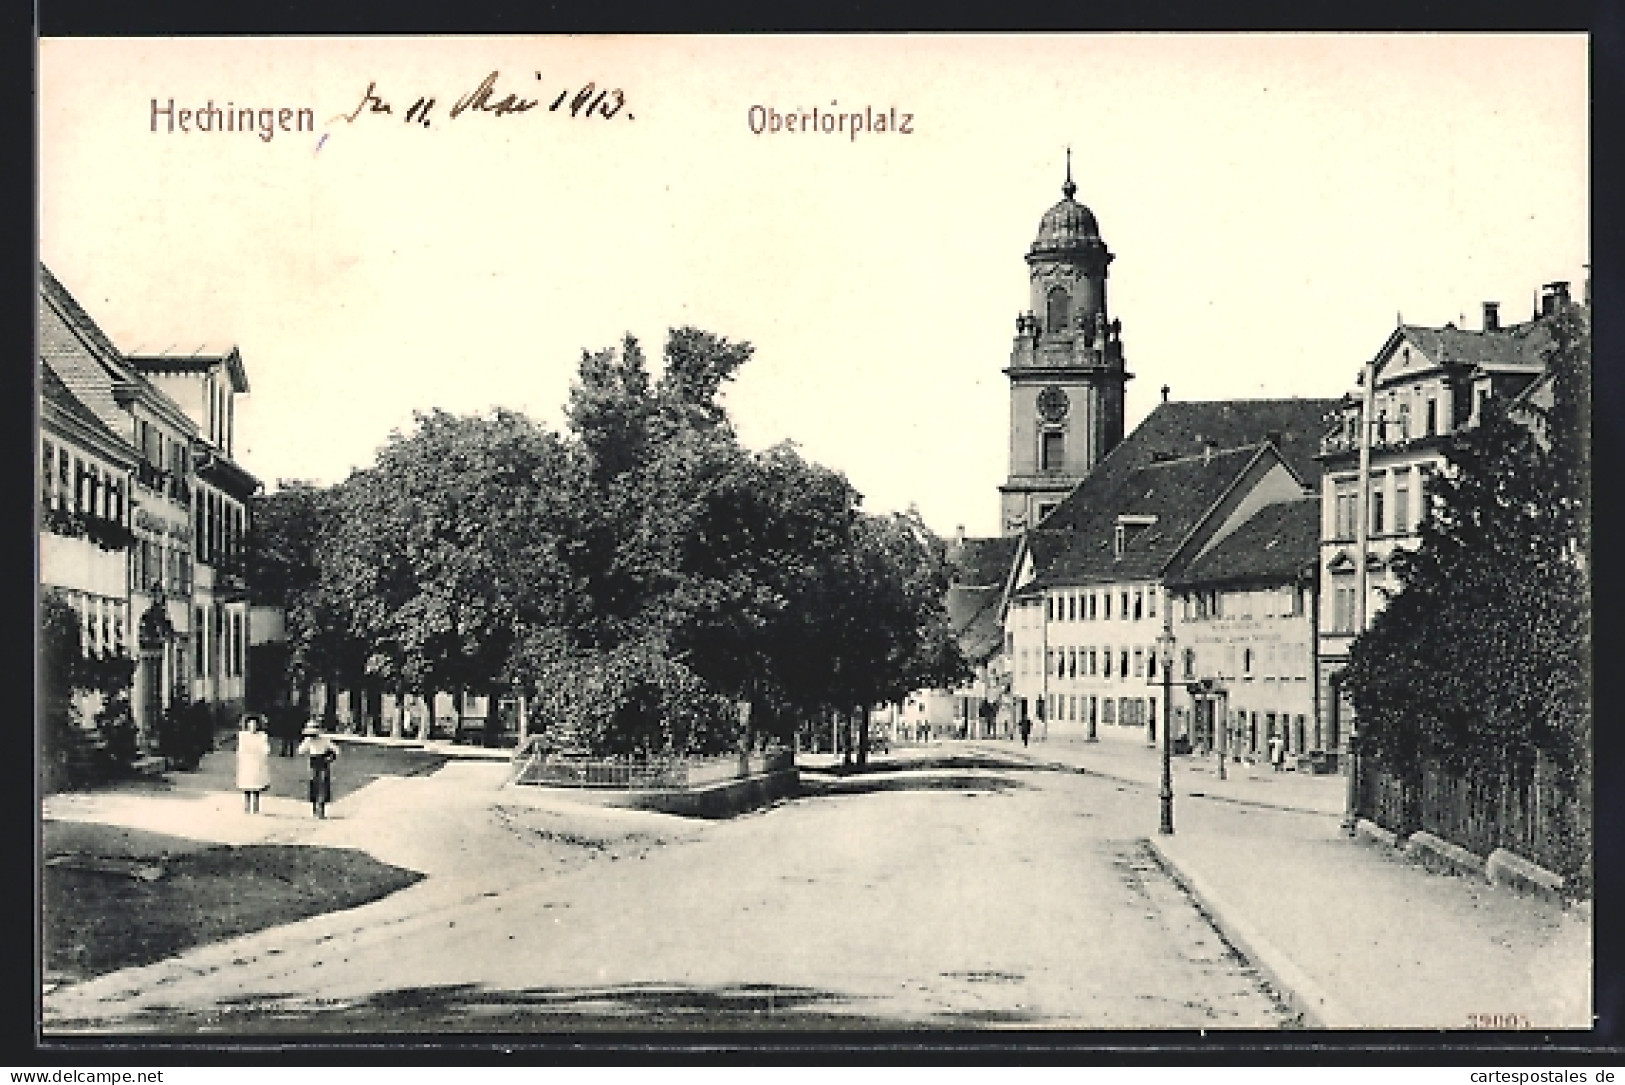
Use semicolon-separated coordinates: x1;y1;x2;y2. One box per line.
1160;384;1170;404
1482;301;1500;332
1264;429;1283;449
956;524;967;549
1541;281;1570;317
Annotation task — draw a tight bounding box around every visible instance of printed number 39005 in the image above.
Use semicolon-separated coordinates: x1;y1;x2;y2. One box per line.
1467;1013;1531;1028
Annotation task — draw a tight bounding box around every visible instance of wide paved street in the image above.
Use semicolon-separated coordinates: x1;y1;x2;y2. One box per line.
45;747;1298;1033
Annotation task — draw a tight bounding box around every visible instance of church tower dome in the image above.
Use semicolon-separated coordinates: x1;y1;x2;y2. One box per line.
999;152;1132;536
1031;172;1102;253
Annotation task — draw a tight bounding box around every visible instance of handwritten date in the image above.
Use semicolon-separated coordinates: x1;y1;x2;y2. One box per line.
336;71;630;130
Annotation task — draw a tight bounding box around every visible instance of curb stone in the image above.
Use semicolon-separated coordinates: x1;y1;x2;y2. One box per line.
1403;830;1489;881
1484;847;1566;904
1356;818;1400;849
1144;834;1361;1029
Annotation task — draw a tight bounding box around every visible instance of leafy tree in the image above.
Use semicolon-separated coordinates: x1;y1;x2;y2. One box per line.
40;591;138;789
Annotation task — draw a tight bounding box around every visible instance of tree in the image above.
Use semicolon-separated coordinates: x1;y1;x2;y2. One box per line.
1342;307;1590;823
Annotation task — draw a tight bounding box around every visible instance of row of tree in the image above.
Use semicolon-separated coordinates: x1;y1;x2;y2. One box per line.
250;328;969;760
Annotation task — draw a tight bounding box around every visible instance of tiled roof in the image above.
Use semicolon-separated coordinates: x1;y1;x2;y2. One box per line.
41;364;113;439
1168;497;1319;588
38;268;135;438
1093;397;1341;488
1026;444;1271;590
1399;322;1546;374
948;535;1020;589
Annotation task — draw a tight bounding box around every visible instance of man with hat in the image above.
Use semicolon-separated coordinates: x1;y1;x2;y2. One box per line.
295;721;340;818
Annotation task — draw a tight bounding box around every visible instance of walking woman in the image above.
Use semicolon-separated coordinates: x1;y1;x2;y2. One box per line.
236;714;272;814
296;721;340;818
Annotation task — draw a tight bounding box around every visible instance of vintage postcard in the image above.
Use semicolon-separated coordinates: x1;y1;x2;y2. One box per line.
37;34;1591;1040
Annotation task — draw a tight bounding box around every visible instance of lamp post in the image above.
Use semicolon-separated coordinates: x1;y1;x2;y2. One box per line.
1342;355;1379;837
1156;624;1176;836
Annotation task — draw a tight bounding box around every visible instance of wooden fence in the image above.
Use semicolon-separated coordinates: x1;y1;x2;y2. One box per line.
1357;750;1591;890
511;746;794;790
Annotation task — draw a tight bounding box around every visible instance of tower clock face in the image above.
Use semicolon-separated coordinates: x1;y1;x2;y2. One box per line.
1037;385;1070;423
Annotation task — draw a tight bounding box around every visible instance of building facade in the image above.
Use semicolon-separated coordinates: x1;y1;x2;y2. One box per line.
1166;497;1320;763
38;266;260;749
1314;282;1585;753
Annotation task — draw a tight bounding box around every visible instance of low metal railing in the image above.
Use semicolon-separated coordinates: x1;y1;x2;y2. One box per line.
510;746;793;790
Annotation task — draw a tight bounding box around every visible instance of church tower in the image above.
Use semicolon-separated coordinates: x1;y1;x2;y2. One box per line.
999;154;1131;535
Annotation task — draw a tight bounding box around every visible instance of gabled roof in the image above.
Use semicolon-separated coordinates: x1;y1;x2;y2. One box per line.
38;265;195;436
1089;397;1341;488
1167;497;1319;589
948;534;1020;588
40;364;138;468
1025;443;1279;591
945;534;1020;664
127;347;250;393
1378;307;1585;385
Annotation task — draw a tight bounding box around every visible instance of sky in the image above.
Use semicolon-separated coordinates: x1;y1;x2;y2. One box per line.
38;34;1588;539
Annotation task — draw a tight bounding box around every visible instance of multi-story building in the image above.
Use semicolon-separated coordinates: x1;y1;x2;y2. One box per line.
127;350;257;721
1314;281;1587;754
1006;434;1320;745
1165;496;1320;763
39;365;137;676
38;265;259;748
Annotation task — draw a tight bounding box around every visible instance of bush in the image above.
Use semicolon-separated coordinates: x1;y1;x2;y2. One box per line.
158;695;215;770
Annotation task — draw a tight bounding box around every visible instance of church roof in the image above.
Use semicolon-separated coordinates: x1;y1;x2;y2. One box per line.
1093;397;1341;488
1030;154;1102;253
1025;444;1275;591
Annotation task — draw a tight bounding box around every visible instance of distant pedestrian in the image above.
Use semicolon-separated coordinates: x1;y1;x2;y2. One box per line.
296;721;340;818
1269;734;1285;772
1019;714;1032;748
236;715;271;814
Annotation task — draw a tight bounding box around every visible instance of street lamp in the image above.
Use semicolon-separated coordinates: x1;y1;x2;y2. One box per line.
1156;626;1176;836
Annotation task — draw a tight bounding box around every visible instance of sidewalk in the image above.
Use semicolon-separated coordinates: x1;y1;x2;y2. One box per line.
965;737;1591;1029
966;734;1348;816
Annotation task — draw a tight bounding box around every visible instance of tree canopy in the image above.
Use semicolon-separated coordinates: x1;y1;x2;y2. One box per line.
253;326;965;757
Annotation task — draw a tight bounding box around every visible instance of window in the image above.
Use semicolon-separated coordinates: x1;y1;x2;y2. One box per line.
1046;286;1070;332
1067;594;1077;622
1133;648;1145;678
1089;593;1098;620
1426;398;1438;436
1148;650;1158;679
1397;402;1411;440
1103;648;1113;678
1046;649;1055;676
1120;649;1130;677
1133;590;1143;620
1121;591;1130;619
1041;431;1065;472
1037;500;1057;522
196;607;207;677
1372;489;1386;535
1243;648;1254;677
41;440;53;506
1148;588;1157;618
1067;647;1077;678
1394;471;1411;534
1182;647;1196;680
1046;596;1054;622
1103;593;1111;620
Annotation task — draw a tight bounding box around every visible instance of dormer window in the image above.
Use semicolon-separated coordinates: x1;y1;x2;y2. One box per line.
1114;514;1157;558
